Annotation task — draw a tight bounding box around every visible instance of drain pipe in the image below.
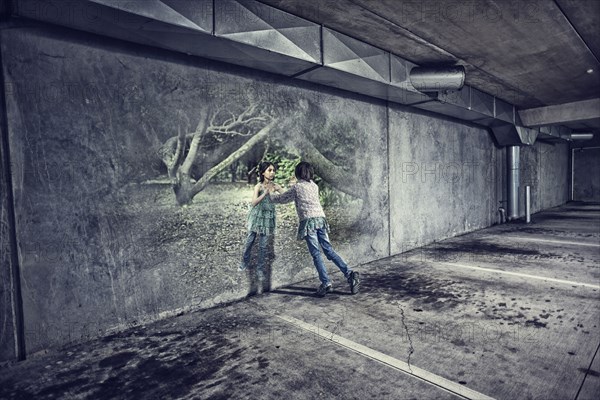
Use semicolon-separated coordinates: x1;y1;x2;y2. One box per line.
525;185;531;223
498;206;506;224
507;146;520;220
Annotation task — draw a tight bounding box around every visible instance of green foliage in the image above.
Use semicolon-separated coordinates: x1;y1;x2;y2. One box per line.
262;151;350;207
318;181;351;207
263;152;301;184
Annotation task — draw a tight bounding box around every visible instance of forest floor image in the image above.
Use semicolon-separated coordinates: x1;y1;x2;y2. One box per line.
17;177;373;354
111;181;365;303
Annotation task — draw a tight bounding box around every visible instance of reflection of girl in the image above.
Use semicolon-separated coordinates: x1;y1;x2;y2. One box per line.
239;162;282;281
270;161;360;297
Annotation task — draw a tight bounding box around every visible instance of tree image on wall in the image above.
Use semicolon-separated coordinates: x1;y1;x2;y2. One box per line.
157;96;379;234
159;103;277;205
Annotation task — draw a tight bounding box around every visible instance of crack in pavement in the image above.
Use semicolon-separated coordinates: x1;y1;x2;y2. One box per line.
398;302;414;373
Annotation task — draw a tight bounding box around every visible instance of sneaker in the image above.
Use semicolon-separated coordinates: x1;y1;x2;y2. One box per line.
348;271;360;294
316;283;333;297
238;262;247;272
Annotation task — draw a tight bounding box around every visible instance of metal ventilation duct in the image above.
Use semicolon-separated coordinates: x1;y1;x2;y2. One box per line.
567;133;594;140
490;123;538;147
14;0;322;76
409;66;465;92
537;125;569;142
213;0;321;74
410;84;541;146
411;86;494;123
295;27;391;101
387;55;436;105
294;28;433;106
11;0;572;145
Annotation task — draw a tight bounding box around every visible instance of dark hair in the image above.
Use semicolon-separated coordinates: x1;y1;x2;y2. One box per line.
294;161;313;182
258;161;275;183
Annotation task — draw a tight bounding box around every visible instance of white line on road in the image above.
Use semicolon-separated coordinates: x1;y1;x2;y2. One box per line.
277;314;496;400
439;262;600;289
498;236;600;247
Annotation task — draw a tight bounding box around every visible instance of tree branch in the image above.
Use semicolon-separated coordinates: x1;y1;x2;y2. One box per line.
168;124;186;178
190;118;278;196
180;110;210;176
298;141;363;199
207;103;264;134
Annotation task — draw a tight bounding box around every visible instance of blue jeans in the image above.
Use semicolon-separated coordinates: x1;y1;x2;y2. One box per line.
305;228;351;286
242;231;268;275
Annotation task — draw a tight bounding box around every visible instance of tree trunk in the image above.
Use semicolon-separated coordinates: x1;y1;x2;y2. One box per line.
173;169;194;206
189;119;278;198
297;141;364;200
168;128;187;178
180;114;209;177
172;119;278;205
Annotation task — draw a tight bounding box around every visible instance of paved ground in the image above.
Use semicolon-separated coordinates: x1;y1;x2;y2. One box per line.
1;202;599;400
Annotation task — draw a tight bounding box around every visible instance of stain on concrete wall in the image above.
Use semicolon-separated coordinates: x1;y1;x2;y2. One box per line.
388;106;500;254
1;26;388;355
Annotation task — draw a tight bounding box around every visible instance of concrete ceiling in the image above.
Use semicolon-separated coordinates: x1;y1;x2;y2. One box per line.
259;0;600;134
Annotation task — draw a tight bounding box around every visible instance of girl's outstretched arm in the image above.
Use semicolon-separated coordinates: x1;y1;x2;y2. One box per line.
251;183;269;207
270;184;296;204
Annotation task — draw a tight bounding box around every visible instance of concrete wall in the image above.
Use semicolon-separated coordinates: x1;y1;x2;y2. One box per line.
573;146;600;202
521;141;570;215
1;24;389;357
388;105;501;253
1;119;18;362
0;22;573;360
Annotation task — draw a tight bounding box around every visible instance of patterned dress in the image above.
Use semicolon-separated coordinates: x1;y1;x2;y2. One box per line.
247;187;276;235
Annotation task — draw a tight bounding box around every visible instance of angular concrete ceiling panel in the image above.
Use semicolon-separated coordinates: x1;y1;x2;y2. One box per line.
90;0;211;32
323;29;389;83
260;0;600;134
215;0;321;63
12;0;599;137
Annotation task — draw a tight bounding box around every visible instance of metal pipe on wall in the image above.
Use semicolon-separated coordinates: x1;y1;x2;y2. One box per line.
408;66;466;92
507;146;520;220
525;185;531;223
571;148;575;201
569;133;594;141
